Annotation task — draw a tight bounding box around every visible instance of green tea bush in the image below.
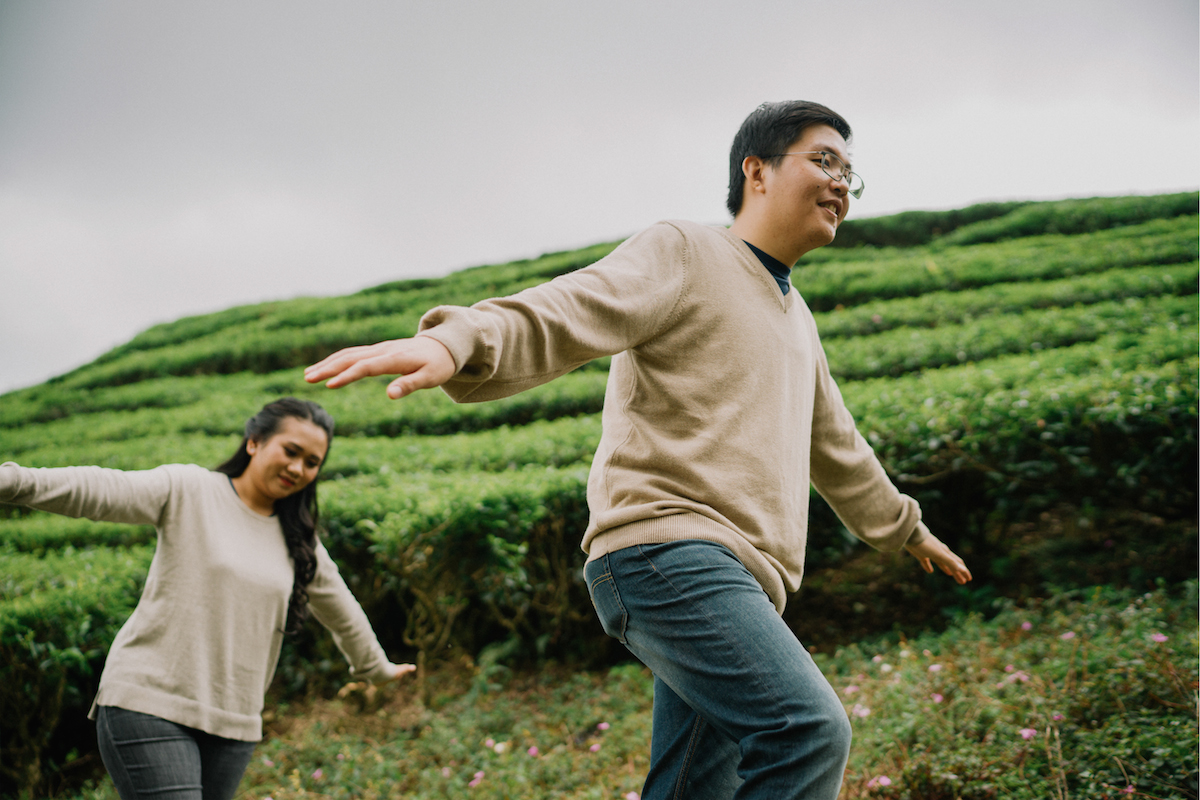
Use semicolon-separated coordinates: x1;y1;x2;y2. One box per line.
850;330;1198;516
827;192;1196;250
814;261;1198;339
936;190;1199;247
317;465;596;660
0;515;154;554
824;294;1196;380
0;369;608;459
0;546;152;794
830;201;1033;248
322;416;600;479
798;215;1198;311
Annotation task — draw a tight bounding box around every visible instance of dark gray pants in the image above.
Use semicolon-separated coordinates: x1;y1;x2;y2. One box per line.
96;706;256;800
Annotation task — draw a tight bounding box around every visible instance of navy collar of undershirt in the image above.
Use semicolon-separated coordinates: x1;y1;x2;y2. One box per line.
743;241;791;295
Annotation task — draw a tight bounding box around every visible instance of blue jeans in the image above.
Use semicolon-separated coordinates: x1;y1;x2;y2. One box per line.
96;706;257;800
585;540;851;800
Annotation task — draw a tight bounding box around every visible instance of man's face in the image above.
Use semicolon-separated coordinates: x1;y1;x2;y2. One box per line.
759;124;852;252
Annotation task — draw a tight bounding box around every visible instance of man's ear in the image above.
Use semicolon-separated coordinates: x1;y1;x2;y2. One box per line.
741;155;769;200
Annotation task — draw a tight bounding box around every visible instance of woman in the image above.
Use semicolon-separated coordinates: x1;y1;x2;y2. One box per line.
0;397;412;800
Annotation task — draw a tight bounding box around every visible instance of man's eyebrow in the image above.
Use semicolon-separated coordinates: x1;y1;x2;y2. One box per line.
817;145;852;164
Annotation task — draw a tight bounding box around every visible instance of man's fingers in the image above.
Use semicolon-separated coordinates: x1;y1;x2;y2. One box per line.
387;374;417;399
306;337;456;396
305;345;373;383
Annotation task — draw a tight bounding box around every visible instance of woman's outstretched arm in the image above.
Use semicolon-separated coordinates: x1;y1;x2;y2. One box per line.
0;461;174;526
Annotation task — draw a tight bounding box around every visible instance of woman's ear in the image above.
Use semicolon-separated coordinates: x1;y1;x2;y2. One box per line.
246;438;259;457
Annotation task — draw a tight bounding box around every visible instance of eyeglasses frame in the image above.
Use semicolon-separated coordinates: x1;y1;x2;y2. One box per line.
763;150;865;199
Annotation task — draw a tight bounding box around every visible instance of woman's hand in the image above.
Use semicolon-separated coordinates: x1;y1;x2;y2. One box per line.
336;663;417;711
386;662;417;682
905;534;972;585
305;337;456;399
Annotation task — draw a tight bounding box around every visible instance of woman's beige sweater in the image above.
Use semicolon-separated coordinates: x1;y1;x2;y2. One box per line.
417;220;929;614
0;462;393;741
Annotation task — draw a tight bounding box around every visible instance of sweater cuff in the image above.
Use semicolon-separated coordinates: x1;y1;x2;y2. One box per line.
905;520;931;548
0;462;21;502
354;660;400;686
416;307;485;374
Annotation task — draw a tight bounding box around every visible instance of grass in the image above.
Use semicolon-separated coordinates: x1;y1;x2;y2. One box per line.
60;582;1197;800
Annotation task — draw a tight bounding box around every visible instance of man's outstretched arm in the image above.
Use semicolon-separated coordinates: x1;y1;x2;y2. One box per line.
304;336;456;399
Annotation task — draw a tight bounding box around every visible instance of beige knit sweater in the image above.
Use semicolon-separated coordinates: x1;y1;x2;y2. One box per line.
0;462;394;741
418;220;928;613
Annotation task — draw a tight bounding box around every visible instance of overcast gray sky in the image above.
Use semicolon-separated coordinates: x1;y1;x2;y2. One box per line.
1;0;1197;395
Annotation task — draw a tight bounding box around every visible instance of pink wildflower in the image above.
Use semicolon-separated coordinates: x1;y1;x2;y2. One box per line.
872;655;883;663
1121;786;1135;794
843;685;860;695
625;793;641;800
262;758;275;767
1005;664;1015;672
311;769;323;780
1021;621;1033;631
1019;728;1037;740
1052;713;1064;721
1151;633;1168;643
1060;631;1076;641
928;664;943;673
931;693;944;703
597;721;611;730
527;746;540;757
852;704;871;717
441;767;451;778
469;771;485;788
590;743;601;752
866;775;893;789
336;753;345;761
484;738;495;748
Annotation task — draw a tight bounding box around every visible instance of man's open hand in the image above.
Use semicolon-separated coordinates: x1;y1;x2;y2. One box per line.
305;337;456;399
905;533;972;585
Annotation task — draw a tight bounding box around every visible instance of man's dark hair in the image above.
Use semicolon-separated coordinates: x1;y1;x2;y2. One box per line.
726;101;853;218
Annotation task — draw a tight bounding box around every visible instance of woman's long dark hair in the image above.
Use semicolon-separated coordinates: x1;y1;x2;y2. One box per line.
216;397;335;635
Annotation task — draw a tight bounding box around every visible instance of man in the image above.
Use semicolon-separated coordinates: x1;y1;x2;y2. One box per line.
306;100;971;799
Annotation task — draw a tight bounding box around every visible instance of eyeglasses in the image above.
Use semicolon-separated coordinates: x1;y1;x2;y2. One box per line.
767;150;865;199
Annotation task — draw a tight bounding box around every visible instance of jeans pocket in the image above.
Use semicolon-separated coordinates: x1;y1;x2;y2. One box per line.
585;556;628;646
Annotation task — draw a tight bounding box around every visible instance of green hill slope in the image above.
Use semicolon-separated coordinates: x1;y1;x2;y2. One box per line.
1;192;1196;796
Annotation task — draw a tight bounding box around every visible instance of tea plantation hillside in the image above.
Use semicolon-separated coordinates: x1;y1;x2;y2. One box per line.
1;192;1197;796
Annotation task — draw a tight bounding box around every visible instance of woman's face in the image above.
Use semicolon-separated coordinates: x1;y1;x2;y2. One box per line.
244;416;330;502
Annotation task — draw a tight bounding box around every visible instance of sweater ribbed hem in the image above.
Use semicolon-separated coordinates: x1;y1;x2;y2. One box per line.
585;513;790;614
90;680;262;741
